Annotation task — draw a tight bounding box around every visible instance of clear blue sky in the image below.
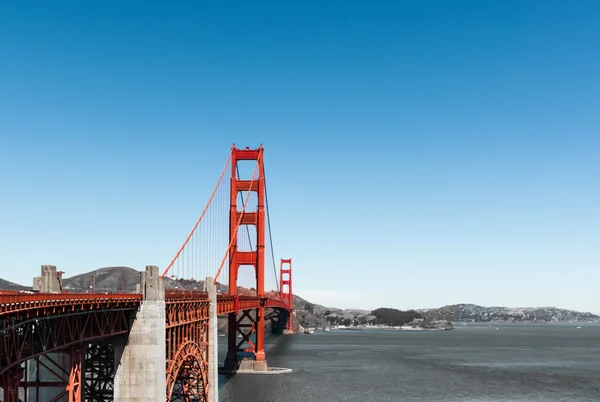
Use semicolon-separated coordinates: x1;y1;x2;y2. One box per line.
1;1;598;313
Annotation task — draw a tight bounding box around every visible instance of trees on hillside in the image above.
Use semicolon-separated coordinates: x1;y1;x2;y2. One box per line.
370;308;422;326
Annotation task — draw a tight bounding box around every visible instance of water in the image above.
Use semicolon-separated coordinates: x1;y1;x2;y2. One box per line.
218;323;600;401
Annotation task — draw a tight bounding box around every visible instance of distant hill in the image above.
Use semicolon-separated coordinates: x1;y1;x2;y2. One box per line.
0;278;30;291
420;303;600;323
55;266;229;293
1;269;598;324
0;267;263;296
62;266;141;292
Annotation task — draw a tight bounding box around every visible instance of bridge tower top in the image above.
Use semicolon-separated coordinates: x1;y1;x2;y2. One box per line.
279;259;293;304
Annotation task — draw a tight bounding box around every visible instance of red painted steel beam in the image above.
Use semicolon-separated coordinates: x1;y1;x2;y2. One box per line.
1;292;287;318
0;293;142;316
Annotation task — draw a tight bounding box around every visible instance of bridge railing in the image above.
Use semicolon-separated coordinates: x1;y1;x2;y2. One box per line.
165;289;210;300
0;290;290;315
164;289;290;314
0;292;143;314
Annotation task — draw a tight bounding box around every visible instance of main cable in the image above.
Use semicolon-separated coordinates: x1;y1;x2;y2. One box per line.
161;151;232;278
264;165;280;293
214;155;261;283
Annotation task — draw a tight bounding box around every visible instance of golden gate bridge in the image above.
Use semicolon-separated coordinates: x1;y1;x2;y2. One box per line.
0;145;294;401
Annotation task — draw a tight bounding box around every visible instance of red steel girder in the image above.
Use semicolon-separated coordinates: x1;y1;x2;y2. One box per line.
233;180;258;192
0;308;134;377
166;312;209;402
66;346;83;402
0;293;142;316
83;343;116;401
0;365;21;402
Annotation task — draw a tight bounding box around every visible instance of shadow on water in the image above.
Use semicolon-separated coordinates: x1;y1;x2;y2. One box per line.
217;332;294;391
265;333;294;356
217;373;234;390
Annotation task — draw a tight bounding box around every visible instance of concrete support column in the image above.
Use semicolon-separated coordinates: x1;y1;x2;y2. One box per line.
207;277;218;402
32;265;63;293
114;266;165;402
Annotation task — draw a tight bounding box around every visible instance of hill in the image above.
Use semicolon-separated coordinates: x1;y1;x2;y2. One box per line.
420;303;600;323
0;278;30;291
62;266;141;292
1;269;598;324
60;266;230;293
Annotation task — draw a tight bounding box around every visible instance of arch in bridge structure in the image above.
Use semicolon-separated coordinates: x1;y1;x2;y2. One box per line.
266;307;292;334
166;340;209;402
0;307;133;402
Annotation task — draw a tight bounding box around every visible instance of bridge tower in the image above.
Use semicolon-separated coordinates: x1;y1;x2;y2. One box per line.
225;145;267;371
279;259;294;333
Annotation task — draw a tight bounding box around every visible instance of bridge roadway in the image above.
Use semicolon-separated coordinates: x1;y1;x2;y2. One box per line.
0;285;291;401
0;291;290;320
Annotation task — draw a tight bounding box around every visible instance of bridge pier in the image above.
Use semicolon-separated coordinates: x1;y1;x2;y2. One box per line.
224;308;268;373
268;308;292;334
114;265;166;402
32;264;63;293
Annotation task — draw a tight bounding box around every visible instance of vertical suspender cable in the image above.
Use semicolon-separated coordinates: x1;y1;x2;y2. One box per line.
264;166;280;293
160;152;232;279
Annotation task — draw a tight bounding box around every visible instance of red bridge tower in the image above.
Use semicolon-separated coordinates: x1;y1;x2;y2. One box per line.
225;145;267;371
279;259;293;333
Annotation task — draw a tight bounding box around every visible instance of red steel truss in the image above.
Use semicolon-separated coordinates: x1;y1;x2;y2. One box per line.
0;310;135;377
0;292;142;316
165;296;210;401
0;296;137;402
82;343;116;401
1;147;293;401
1;291;291;401
66;346;82;402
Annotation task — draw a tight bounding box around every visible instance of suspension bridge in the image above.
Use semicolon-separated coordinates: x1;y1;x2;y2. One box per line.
0;145;294;402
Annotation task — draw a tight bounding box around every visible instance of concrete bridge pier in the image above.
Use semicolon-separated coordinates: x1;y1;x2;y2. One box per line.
114;265;166;402
32;264;63;293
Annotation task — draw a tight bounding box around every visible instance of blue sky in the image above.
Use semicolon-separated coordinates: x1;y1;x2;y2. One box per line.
1;1;598;313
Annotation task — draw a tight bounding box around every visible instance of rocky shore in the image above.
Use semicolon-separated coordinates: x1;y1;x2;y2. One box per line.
402;318;454;330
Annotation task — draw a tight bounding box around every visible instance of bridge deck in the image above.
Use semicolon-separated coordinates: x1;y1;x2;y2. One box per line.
0;291;290;317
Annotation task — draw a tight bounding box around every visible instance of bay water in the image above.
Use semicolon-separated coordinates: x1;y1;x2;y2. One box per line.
219;323;600;401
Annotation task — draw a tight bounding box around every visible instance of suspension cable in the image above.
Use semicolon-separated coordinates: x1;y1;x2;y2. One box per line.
213;152;262;283
161;151;233;279
264;165;280;293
